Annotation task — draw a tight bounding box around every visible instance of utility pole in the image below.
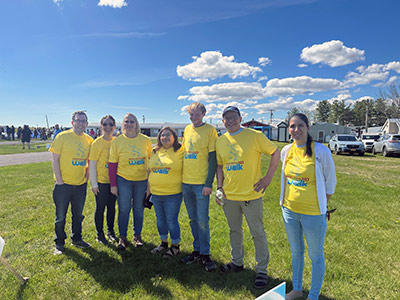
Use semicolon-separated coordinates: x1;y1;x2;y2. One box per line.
142;115;145;123
269;109;275;124
365;101;369;133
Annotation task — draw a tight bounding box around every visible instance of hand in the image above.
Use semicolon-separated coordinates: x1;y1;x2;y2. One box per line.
202;186;212;196
111;186;118;196
55;180;64;185
215;188;226;206
92;187;99;195
253;176;271;193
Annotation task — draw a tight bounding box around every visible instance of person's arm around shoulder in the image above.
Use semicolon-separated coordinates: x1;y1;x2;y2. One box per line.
51;153;64;185
253;148;281;193
318;143;337;202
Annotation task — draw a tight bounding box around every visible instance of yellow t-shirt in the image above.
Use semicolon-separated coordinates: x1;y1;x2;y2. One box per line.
283;142;320;215
182;123;218;184
149;146;184;195
49;129;93;185
216;128;278;201
109;133;152;181
89;136;114;184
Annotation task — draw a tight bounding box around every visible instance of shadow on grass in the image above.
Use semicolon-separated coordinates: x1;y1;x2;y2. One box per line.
61;242;303;299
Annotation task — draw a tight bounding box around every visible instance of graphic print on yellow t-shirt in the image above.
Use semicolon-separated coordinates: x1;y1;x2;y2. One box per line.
283;142;320;215
182;123;217;184
216;128;277;201
89;136;114;184
109;133;152;181
149;147;183;195
49;130;93;185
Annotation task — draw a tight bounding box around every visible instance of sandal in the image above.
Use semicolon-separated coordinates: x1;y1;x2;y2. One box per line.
162;244;180;258
220;262;244;273
151;241;168;254
253;272;269;289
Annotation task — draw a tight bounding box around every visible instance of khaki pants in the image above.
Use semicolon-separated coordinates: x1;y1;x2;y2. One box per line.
223;197;269;274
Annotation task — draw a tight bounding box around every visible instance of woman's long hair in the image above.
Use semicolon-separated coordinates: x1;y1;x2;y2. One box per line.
153;126;181;153
289;113;313;157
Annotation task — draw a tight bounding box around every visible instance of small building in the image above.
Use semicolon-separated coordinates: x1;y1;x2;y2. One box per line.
241;119;273;139
309;123;351;143
381;118;400;134
277;121;289;142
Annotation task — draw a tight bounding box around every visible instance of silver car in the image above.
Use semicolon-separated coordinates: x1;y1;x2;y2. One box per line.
372;134;400;157
328;134;365;156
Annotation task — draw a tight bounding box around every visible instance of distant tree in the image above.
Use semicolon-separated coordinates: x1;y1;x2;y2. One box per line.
379;82;400;118
371;98;389;126
342;102;353;125
329;100;346;125
315;100;330;122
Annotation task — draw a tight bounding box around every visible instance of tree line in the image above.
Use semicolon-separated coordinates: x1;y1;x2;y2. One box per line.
288;82;400;127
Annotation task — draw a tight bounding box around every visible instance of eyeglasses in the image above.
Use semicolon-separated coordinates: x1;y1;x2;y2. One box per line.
124;120;135;124
223;115;240;122
74;119;87;124
102;122;114;127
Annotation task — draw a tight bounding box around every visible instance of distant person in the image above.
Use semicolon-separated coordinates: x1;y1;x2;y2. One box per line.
49;111;93;255
17;126;22;139
180;102;218;271
148;127;184;257
89;115;118;244
89;128;95;138
53;124;62;139
10;125;15;140
109;113;152;250
21;125;32;149
5;126;11;141
216;106;280;289
281;113;336;300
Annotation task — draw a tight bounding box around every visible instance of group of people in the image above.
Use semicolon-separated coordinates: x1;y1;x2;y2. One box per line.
49;104;336;300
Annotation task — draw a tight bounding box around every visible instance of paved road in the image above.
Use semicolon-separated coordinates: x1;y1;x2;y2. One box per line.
0;152;51;167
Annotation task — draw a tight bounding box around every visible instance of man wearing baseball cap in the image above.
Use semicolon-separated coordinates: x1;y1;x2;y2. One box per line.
216;106;280;289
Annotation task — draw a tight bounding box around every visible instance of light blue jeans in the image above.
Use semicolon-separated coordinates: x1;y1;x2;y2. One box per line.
151;193;183;244
117;176;147;237
282;206;327;300
182;183;210;255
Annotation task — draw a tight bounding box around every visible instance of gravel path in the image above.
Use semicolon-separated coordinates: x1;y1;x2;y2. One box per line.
0;152;51;167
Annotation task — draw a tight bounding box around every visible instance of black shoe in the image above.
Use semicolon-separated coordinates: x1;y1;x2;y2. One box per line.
133;235;144;247
201;255;216;272
117;237;127;250
107;232;117;243
71;239;91;249
181;251;201;264
96;236;108;245
54;244;65;255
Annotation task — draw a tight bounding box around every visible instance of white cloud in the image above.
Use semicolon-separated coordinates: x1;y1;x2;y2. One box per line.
98;0;127;8
297;63;308;68
258;57;271;67
53;0;63;6
257;76;268;82
180;82;265;103
300;40;365;67
177;51;261;82
254;97;319;113
386;61;400;73
265;76;341;97
344;63;389;87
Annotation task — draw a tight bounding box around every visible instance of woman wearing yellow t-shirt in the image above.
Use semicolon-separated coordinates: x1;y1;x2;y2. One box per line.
89;115;117;244
280;113;336;300
109;113;152;250
148;127;183;257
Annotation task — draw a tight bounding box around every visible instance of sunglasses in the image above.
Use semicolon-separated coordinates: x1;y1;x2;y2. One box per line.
102;122;114;127
124;120;135;124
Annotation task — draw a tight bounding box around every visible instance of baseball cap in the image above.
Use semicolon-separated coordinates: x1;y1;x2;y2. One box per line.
222;106;241;117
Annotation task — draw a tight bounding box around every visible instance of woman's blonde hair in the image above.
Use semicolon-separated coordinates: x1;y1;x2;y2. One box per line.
122;112;140;135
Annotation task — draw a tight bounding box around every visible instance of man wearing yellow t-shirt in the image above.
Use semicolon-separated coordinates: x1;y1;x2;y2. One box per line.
181;102;218;271
49;111;93;255
216;106;280;289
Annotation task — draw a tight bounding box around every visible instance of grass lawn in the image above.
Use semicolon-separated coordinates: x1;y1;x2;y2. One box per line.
0;143;399;299
0;141;50;155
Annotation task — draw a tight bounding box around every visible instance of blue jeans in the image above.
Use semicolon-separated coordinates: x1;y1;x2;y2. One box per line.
151;193;183;244
94;183;117;238
182;183;210;255
53;183;87;246
282;206;327;300
117;176;147;237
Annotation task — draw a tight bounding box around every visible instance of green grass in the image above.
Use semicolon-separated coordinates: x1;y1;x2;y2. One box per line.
0;141;50;155
0;143;399;299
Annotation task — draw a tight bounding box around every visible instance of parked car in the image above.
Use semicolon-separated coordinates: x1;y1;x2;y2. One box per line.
361;134;380;152
328;134;365;155
372;134;400;157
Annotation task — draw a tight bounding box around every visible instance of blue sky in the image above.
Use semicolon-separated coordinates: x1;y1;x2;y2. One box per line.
1;0;399;127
